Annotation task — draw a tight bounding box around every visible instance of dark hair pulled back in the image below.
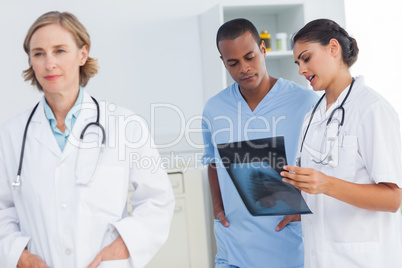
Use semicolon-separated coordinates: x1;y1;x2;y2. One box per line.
292;19;359;67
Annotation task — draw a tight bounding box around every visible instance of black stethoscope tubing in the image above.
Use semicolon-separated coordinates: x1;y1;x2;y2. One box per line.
81;97;106;144
299;78;355;155
15;102;40;186
14;96;105;188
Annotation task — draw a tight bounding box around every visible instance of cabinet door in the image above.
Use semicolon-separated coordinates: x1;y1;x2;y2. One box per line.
146;198;190;268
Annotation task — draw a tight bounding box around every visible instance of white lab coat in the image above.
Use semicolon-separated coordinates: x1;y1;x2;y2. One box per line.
299;76;402;268
0;92;175;268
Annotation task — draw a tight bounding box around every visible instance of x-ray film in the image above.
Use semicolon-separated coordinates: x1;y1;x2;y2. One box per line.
217;136;311;216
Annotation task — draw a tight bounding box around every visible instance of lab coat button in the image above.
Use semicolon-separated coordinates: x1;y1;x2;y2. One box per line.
61;203;68;209
65;249;72;255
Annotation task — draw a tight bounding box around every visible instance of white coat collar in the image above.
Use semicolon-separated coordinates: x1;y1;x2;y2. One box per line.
61;91;99;162
30;98;62;158
315;76;362;123
29;91;99;162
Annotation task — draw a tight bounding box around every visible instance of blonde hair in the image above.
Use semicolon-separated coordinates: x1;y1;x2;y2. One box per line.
23;11;99;91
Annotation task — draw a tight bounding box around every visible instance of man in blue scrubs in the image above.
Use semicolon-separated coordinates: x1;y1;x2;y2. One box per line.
201;18;318;267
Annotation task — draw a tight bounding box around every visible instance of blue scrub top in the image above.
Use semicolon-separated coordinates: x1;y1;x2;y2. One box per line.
202;78;318;267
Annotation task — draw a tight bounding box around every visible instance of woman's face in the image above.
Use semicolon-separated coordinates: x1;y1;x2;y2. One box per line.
29;23;88;96
293;40;337;92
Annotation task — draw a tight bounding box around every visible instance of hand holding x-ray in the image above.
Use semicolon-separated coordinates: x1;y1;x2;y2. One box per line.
218;137;311;216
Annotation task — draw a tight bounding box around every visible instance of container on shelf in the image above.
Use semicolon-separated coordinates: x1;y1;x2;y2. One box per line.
276;32;288;51
260;30;272;51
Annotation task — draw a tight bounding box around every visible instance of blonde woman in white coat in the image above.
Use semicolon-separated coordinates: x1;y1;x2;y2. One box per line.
282;18;402;268
0;11;174;268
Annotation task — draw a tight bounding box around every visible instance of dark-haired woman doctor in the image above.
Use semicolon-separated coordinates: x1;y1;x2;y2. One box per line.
282;19;402;268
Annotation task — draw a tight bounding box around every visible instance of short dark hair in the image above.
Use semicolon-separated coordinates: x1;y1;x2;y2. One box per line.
216;18;261;53
292;18;359;67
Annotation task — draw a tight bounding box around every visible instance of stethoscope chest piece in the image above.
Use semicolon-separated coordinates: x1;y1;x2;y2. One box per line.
12;175;21;189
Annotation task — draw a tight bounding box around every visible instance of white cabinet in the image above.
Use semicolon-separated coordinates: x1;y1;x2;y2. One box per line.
148;196;192;267
145;169;214;268
199;4;308;103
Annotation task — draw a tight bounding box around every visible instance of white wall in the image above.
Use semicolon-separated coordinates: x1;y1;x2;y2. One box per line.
0;0;346;153
345;0;402;125
344;0;402;154
0;0;208;140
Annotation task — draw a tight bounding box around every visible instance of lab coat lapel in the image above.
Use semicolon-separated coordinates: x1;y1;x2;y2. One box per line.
311;102;324;124
60;92;98;162
30;99;63;158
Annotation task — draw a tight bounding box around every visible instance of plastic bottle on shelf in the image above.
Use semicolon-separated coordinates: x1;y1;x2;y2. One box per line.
276;32;288;51
260;30;271;51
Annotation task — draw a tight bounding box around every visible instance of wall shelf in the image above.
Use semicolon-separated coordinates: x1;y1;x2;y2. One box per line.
199;3;308;103
266;50;294;59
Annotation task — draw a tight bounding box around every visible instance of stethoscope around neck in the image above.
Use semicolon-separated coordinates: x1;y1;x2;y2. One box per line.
12;96;106;189
296;78;355;167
